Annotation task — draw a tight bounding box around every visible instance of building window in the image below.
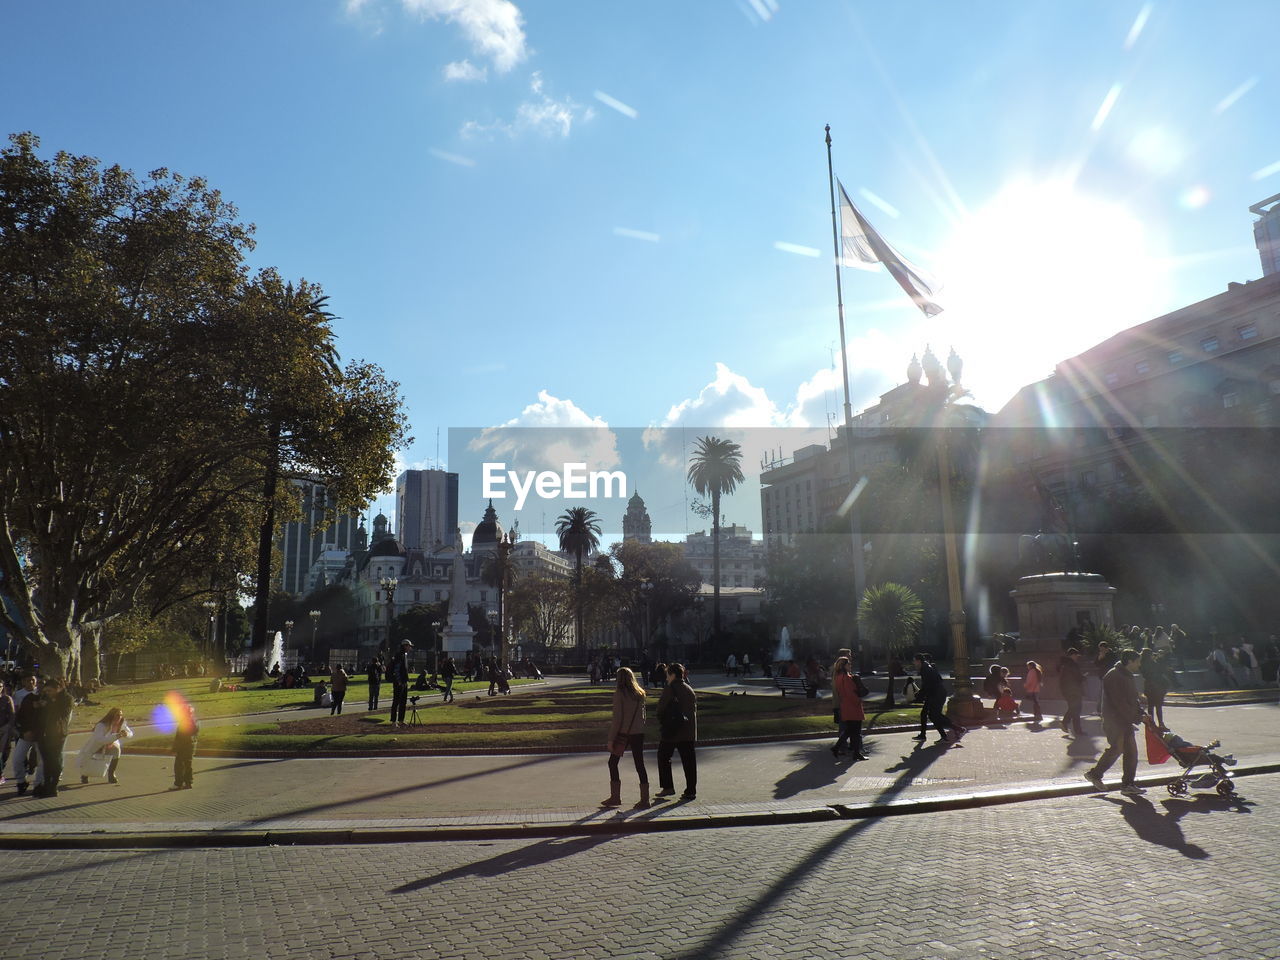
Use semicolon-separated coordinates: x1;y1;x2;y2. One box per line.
435;591;442;601
1168;350;1184;365
375;591;381;603
1201;336;1220;353
1238;322;1258;341
414;590;420;602
1104;372;1119;386
1135;360;1151;374
1223;391;1240;408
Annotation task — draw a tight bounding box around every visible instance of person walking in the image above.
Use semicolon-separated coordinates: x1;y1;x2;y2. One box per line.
171;702;198;790
9;675;38;793
0;681;14;786
654;663;697;801
329;664;349;715
440;656;456;703
388;640;411;728
1023;660;1045;723
1084;650;1146;796
913;653;964;743
77;708;133;784
1141;649;1171;729
724;653;736;678
602;667;650;809
829;657;867;761
1057;648;1085;736
367;657;383;711
33;677;74;798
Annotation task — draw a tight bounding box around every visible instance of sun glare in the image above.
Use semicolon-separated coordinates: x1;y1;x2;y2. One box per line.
935;179;1167;407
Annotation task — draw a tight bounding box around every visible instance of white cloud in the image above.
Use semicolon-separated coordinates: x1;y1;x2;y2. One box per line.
401;0;527;73
443;59;487;82
469;390;621;474
428;147;477;167
461;72;592;139
658;363;784;431
594;90;637;119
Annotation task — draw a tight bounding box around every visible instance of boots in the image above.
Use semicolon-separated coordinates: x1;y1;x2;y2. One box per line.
634;783;650;809
107;758;119;784
600;780;622;807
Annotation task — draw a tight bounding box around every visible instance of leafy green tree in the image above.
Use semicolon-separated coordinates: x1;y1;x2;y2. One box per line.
507;575;574;651
555;507;601;654
609;540;701;649
0;133;409;679
687;436;744;645
857;582;923;706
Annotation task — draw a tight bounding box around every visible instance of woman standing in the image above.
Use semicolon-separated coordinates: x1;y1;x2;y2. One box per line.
602;667;650;809
829;657;867;761
655;663;698;801
1142;649;1171;729
77;708;134;784
330;664;349;715
1024;660;1044;723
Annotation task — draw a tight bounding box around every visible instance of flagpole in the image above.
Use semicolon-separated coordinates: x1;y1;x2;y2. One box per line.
825;124;867;649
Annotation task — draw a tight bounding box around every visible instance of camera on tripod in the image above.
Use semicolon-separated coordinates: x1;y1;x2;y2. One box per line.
408;696;421;704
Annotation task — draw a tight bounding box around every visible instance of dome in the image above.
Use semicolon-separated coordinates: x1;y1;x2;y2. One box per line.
366;535;405;559
472;499;504;545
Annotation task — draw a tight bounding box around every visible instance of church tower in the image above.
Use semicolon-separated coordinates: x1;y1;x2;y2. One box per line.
622;491;652;543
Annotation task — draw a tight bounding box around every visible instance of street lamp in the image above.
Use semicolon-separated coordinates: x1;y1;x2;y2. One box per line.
380;576;398;655
204;600;217;660
309;609;321;665
640;580;654;654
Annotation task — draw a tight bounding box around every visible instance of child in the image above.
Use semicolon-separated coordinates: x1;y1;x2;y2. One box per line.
171;702;198;791
994;667;1019;718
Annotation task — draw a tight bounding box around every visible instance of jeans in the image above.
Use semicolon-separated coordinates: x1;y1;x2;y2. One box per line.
368;683;381;710
608;733;648;784
174;743;194;787
1062;696;1084;733
442;677;454;702
657;740;697;794
923;695;954;737
390;685;408;723
1092;720;1138;784
1025;691;1042;719
330;690;346;715
834;719;863;755
37;735;64;792
11;736;41;785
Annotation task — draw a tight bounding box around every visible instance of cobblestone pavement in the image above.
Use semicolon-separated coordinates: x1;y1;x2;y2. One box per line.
14;772;1279;960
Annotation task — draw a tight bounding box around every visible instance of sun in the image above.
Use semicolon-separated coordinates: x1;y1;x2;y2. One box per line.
934;179;1168;408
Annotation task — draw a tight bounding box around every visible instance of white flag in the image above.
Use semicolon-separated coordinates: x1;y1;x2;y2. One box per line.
838;179;943;317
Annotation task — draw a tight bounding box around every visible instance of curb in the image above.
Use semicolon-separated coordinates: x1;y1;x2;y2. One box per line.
4;762;1275;851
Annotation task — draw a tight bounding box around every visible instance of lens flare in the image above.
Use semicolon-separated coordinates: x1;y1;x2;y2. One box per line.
152;691;195;735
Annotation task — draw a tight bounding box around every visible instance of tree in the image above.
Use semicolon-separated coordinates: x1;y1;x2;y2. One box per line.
857;582;923;707
555;507;601;655
686;436;744;645
609;540;701;649
0;133;409;678
507;576;574;651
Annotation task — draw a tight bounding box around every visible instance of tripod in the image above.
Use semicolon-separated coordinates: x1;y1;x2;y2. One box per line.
408;699;421;725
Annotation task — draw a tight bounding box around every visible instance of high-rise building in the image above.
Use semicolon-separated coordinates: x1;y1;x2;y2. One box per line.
277;479;359;597
684;524;767;588
395;469;459;552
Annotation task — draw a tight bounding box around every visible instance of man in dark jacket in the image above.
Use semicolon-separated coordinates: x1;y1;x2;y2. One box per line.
1057;648;1085;735
913;653;964;743
388;641;411;727
12;677;41;795
1085;650;1145;795
33;677;73;798
654;663;698;801
367;657;383;711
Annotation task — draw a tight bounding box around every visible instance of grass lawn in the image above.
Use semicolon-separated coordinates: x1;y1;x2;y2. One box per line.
128;688;921;753
76;676;539;732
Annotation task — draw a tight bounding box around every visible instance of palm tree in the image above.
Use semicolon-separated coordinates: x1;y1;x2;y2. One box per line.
857;582;923;707
686;436;744;648
556;507;601;655
481;530;519;665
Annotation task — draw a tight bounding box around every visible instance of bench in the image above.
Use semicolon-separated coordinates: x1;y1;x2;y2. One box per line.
775;676;818;698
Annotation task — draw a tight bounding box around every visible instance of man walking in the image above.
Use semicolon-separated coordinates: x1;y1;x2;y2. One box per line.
11;675;41;795
914;653;964;744
1058;648;1085;736
1085;650;1146;796
367;657;383;711
33;677;73;798
388;640;411;728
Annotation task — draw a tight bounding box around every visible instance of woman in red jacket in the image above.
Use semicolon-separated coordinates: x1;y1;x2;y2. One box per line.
830;657;867;761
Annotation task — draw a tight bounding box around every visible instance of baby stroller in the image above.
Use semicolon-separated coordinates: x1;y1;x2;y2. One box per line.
1145;719;1239;798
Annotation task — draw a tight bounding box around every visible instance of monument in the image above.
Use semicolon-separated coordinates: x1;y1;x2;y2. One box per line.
1008;532;1116;662
441;527;476;657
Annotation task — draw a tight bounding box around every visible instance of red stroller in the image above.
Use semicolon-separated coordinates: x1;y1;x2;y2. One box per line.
1143;718;1239;798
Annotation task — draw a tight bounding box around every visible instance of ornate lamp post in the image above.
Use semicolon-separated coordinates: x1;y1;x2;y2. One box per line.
379;576;398;656
204;600;217;660
309;609;321;665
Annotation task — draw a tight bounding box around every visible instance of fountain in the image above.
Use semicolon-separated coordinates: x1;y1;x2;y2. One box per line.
775;626;793;664
266;630;285;673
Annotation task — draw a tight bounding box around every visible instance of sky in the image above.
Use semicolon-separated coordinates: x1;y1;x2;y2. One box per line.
5;1;1280;543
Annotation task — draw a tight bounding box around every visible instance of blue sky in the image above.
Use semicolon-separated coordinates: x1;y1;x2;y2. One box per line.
6;1;1280;538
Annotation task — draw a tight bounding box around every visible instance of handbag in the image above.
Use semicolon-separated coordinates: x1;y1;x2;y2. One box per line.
854;675;870;698
609;697;642;756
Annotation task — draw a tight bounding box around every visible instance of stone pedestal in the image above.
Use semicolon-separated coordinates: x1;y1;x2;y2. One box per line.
1009;573;1116;656
441;613;475;658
